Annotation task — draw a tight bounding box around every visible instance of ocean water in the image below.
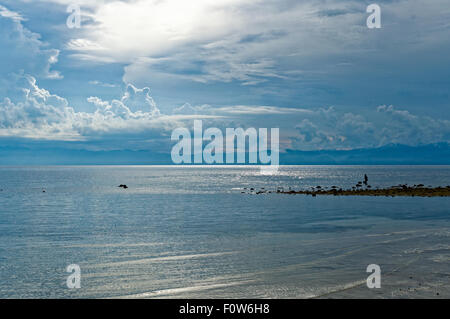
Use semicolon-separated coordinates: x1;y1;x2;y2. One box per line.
0;165;449;299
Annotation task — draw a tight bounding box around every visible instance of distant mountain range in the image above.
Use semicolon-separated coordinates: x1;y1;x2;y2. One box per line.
281;143;450;165
0;142;449;165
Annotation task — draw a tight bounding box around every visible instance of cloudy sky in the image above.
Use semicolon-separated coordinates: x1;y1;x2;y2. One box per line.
0;0;449;162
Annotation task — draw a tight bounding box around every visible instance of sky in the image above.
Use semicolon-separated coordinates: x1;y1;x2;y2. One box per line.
0;0;449;163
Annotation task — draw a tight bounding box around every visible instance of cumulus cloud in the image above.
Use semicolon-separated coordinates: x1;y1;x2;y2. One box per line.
0;74;448;153
0;75;172;141
0;1;449;155
0;75;77;140
0;5;61;81
293;106;450;150
0;6;172;142
375;105;450;146
169;100;450;151
120;84;159;115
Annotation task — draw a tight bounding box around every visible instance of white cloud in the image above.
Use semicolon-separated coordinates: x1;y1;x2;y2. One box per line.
1;1;449;152
0;75;173;141
0;74;448;152
0;75;77;140
214;105;313;115
60;0;450;88
120;84;159;114
63;0;367;85
172;103;207;115
66;0;248;61
0;5;62;81
293;105;450;150
0;4;25;21
88;80;118;88
375;105;450;146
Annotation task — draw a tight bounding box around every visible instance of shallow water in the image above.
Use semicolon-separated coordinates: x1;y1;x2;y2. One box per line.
0;166;449;298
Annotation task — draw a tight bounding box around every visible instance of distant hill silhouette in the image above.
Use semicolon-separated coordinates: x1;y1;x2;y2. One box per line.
0;142;449;165
282;143;450;165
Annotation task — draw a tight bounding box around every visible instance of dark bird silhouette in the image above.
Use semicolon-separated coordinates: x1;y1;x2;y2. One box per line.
363;174;368;185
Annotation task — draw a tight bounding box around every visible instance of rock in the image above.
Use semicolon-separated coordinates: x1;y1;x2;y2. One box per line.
118;184;128;189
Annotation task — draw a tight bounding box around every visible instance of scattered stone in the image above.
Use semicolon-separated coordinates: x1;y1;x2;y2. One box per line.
259;185;450;197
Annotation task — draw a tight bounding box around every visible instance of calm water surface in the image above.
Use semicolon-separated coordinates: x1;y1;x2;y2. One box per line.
0;166;449;298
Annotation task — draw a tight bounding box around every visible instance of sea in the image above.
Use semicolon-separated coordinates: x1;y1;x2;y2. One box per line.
0;165;449;298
